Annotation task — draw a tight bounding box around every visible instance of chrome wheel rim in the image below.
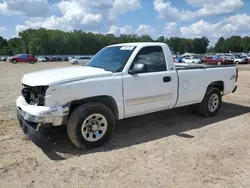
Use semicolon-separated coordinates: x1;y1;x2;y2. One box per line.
208;94;219;112
81;114;108;142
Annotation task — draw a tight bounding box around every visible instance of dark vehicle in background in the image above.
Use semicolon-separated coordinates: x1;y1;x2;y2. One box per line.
49;56;57;61
44;56;50;61
55;56;62;61
177;56;183;63
63;56;69;61
9;54;37;64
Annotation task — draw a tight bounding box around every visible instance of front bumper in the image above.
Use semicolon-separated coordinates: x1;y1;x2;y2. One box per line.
16;96;69;126
17;109;46;141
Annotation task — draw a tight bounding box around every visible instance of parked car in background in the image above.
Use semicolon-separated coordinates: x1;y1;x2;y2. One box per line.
7;56;12;62
63;56;69;61
56;56;62;61
37;56;47;62
70;56;92;65
177;56;183;63
204;55;233;65
9;54;37;64
49;56;57;61
44;56;50;62
240;54;250;63
182;55;201;64
1;56;8;61
232;55;248;64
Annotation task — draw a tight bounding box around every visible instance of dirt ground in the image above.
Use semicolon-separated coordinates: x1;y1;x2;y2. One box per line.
0;61;250;188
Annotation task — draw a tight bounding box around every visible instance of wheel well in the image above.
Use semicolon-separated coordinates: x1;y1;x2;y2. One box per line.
69;96;119;120
208;81;224;93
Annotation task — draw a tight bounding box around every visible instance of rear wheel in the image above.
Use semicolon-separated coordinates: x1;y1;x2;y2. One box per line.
235;61;239;65
194;87;222;117
30;60;35;64
67;102;115;149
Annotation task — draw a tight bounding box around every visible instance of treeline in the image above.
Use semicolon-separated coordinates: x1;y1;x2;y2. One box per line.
209;36;250;53
0;28;210;55
1;28;249;56
0;36;12;55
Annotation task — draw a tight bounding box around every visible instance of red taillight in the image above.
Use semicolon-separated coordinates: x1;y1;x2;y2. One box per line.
236;68;238;82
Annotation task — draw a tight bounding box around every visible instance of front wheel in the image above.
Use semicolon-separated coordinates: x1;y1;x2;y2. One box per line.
67;102;115;149
12;60;17;64
194;87;222;117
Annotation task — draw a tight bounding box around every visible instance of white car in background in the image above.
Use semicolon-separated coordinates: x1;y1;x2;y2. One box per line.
182;55;201;64
37;56;46;62
70;56;92;65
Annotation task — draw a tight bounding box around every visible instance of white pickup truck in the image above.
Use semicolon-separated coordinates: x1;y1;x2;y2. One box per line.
16;42;238;149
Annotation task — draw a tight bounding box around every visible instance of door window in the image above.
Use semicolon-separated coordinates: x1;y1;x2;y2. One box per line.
130;46;167;73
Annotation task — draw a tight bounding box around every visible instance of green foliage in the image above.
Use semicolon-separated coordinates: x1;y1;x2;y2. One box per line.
214;37;225;52
1;28;211;55
214;36;250;53
0;36;12;55
2;28;250;55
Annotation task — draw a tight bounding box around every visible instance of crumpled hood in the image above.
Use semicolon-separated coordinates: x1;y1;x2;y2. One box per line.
22;66;113;86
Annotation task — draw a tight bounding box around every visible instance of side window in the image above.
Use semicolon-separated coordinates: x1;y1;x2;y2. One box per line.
131;46;167;73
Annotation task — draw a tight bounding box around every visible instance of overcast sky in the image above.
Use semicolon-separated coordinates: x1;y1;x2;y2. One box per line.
0;0;249;46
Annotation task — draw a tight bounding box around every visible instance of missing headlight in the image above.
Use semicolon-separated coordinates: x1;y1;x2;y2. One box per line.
21;85;49;106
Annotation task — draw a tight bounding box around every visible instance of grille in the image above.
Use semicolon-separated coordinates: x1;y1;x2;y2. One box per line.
21;85;48;106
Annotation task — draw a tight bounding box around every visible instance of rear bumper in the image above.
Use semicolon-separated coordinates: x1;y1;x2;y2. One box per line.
232;86;238;93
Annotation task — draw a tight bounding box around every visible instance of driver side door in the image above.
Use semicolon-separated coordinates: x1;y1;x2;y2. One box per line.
122;46;174;118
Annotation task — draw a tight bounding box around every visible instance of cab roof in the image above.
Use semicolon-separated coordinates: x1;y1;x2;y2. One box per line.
108;42;167;48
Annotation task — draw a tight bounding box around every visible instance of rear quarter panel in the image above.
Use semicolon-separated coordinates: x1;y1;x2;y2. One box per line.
175;67;237;107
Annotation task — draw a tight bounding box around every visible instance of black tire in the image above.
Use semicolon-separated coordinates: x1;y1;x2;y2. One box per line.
235;61;239;65
195;87;222;117
74;61;78;65
30;60;35;64
67;102;115;149
12;60;17;64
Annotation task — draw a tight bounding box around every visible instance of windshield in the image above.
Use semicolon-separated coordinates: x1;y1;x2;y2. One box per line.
85;46;136;72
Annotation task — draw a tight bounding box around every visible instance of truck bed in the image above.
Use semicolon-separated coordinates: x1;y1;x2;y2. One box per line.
175;63;236;70
174;62;237;108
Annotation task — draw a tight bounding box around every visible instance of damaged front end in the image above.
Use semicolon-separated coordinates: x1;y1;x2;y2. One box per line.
21;84;48;106
16;84;70;141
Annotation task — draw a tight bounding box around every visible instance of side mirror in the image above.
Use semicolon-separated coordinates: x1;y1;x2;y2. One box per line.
128;63;147;75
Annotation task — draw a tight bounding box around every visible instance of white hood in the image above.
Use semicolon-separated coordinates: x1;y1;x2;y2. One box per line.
22;66;113;86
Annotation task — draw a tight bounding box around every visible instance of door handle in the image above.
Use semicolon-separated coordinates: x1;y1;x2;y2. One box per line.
163;76;171;82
